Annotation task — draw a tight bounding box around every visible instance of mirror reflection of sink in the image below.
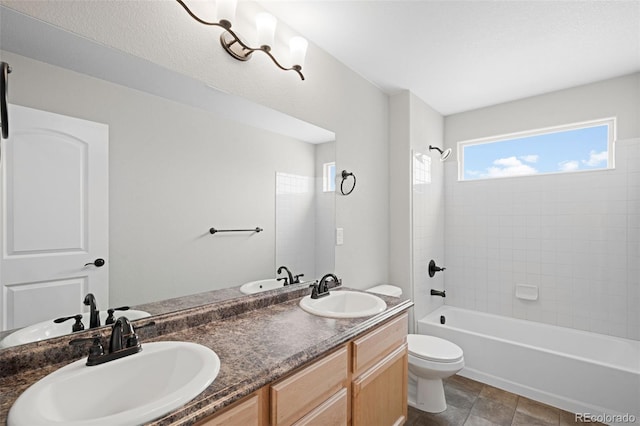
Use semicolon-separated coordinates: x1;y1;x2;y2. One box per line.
239;278;284;294
0;310;151;349
8;341;220;426
299;291;387;318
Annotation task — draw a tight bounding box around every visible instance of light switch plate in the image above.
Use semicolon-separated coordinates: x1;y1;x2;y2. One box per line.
336;227;344;245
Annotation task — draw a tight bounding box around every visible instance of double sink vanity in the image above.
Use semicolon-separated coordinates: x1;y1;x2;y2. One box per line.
0;281;412;425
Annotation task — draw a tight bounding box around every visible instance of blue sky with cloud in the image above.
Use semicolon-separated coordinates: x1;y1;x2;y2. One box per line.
463;124;609;180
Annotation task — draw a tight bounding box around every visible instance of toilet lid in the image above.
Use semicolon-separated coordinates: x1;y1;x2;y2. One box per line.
366;284;402;297
407;334;463;363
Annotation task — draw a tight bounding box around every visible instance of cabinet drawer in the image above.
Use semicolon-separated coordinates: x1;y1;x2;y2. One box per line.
196;392;262;426
293;388;348;426
271;345;349;426
352;313;407;377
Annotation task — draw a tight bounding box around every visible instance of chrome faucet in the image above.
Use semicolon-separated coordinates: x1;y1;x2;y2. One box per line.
83;293;100;328
69;317;155;366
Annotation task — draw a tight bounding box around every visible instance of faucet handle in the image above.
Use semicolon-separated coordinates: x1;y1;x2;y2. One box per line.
105;306;130;325
69;335;105;363
277;277;289;286
293;274;305;283
54;314;85;332
309;281;320;299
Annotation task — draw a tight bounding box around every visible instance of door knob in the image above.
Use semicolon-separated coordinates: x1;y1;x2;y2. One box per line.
84;258;105;267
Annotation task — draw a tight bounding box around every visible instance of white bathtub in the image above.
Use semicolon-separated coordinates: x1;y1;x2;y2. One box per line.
418;306;640;425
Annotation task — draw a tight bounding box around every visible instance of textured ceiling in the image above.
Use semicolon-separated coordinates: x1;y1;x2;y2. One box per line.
262;0;640;115
0;5;336;143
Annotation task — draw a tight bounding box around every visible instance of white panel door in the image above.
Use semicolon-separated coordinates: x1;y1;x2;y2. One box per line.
1;104;108;330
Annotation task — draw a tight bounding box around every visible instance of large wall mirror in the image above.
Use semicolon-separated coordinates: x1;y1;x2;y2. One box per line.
0;6;336;349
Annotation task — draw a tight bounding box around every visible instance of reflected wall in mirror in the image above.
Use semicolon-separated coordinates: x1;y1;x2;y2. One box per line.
276;142;336;281
0;6;336;348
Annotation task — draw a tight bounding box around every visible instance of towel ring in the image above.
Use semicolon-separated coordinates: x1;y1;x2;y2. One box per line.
340;170;356;196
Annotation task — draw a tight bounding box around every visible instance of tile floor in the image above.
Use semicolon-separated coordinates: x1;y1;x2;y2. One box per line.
406;375;606;426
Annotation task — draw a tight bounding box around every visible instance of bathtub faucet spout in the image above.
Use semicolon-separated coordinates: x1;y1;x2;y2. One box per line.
430;289;446;297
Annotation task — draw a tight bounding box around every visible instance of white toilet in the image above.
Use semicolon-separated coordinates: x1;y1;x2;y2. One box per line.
366;285;465;413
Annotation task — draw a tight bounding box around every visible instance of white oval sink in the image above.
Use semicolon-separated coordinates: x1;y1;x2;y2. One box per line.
0;310;151;348
8;341;220;426
299;291;387;318
240;278;284;294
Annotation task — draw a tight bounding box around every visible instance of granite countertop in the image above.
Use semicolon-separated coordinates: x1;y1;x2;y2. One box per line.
0;287;412;425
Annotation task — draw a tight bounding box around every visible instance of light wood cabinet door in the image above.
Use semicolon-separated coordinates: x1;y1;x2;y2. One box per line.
195;388;268;426
271;345;349;426
293;388;348;426
352;343;408;426
352;313;408;378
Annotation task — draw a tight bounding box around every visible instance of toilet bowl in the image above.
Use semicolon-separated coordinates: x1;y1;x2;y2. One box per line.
366;284;465;413
407;334;464;413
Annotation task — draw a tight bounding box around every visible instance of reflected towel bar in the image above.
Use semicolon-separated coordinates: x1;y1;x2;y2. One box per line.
209;227;263;234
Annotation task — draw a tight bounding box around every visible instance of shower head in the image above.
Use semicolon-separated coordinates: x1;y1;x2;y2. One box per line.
429;145;452;162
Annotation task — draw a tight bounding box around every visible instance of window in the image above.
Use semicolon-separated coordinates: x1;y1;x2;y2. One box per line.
458;118;616;181
323;162;336;192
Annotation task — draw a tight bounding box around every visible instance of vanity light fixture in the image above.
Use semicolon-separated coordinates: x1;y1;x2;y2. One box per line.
176;0;308;80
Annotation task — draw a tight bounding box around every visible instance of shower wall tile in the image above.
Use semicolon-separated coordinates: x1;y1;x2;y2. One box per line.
444;138;640;341
412;150;446;323
275;173;316;279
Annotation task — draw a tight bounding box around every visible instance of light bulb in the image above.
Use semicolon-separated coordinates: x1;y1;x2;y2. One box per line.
256;12;277;49
289;36;308;68
216;0;237;25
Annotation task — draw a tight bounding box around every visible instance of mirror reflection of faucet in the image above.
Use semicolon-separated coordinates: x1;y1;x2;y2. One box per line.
83;293;100;328
277;266;304;286
53;314;85;332
277;266;293;286
105;306;131;325
55;293;132;333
